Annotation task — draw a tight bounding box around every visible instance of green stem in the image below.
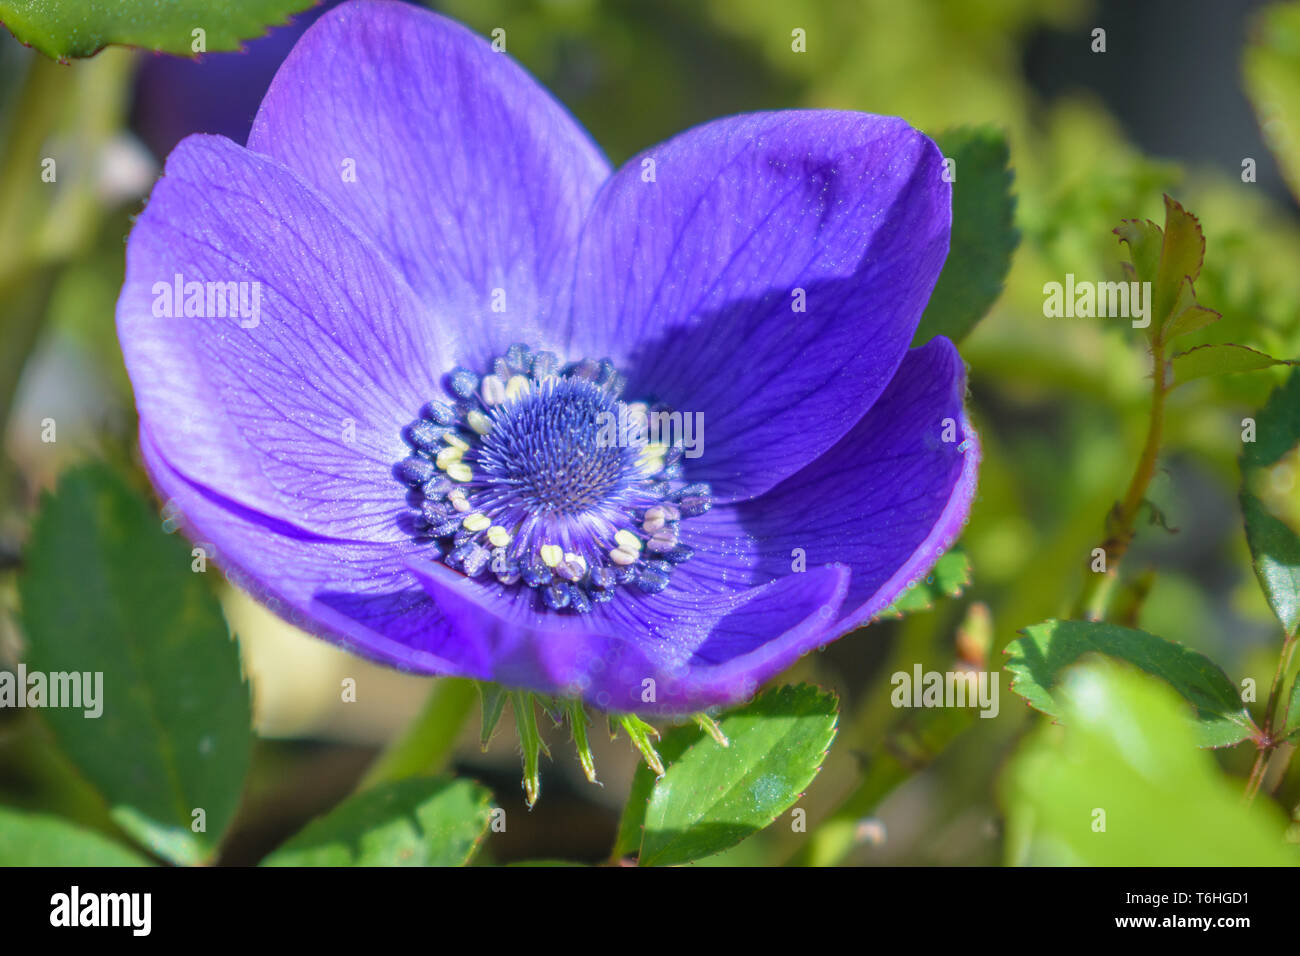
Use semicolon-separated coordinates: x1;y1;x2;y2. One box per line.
356;677;476;791
1072;340;1168;621
1244;631;1298;803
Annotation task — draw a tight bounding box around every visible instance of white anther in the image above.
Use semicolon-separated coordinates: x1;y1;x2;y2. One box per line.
481;375;507;406
609;547;638;566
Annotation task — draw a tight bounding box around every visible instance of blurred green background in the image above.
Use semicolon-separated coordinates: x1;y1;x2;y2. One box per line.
2;0;1299;865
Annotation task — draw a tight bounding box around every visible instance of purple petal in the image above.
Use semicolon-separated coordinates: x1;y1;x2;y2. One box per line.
681;337;979;629
407;557;849;714
116;134;440;542
247;0;610;367
138;425;475;676
567;111;951;503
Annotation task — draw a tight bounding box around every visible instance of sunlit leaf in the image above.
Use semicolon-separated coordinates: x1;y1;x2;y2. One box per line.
262;777;493;867
0;0;318;60
632;685;837;867
0;807;152;866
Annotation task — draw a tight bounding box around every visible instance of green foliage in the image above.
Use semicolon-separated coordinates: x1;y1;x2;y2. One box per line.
17;464;251;864
1002;662;1296;865
912;127;1018;346
1006;620;1257;748
616;685;837;866
1115;195;1220;346
1285;674;1300;740
1240;372;1300;637
877;548;971;618
1245;1;1300;203
262;777;493;867
1172;343;1294;387
0;806;151;865
0;0;318;60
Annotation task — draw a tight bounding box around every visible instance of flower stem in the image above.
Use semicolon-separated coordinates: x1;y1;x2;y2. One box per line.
356;677;477;790
1072;340;1168;621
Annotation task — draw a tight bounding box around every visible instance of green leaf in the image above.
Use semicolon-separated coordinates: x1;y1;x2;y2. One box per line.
1113;218;1163;290
1115;196;1218;342
1240;371;1300;636
1244;1;1300;203
1241;492;1300;639
1170;343;1293;387
0;807;152;866
1152;194;1205;325
1161;276;1221;341
632;684;838;866
1284;672;1300;740
911;127;1018;346
0;0;318;60
1001;661;1297;865
16;464;251;865
1243;368;1300;471
876;548;970;618
1005;620;1257;748
262;777;493;867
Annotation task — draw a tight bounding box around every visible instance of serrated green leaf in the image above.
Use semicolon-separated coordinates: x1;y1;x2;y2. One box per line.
1005;620;1257;747
0;0;318;60
1001;662;1297;865
876;548;970;618
0;807;152;866
1171;343;1293;387
1114;217;1163;290
1153;194;1205;325
16;464;251;865
262;777;492;867
1161;275;1221;341
612;721;697;861
1244;1;1300;204
633;684;838;866
911;127;1018;346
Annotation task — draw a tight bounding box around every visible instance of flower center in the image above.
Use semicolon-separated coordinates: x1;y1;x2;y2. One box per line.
395;345;712;612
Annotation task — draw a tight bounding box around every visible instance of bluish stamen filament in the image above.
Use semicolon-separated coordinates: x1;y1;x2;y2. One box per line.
395;344;712;613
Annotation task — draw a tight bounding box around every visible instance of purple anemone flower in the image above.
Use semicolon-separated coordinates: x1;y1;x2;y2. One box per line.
115;0;979;715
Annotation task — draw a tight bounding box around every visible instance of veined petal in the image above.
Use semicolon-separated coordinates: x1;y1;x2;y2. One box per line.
681;337;979;629
247;0;611;367
117;135;439;543
138;425;474;676
568;111;951;503
407;557;849;714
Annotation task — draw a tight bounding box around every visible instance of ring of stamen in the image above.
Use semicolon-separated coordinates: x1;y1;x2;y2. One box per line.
394;344;712;613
